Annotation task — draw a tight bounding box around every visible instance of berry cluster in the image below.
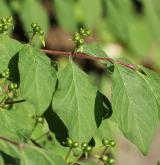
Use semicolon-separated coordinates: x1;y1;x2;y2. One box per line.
73;28;91;48
0;69;18;108
102;139;116;147
31;22;45;46
31;22;44;36
0;17;13;34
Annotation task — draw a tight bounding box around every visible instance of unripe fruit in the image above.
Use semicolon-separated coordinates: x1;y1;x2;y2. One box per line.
7;17;13;23
108;158;115;164
1;17;7;23
102;139;110;146
109;140;116;147
39;30;44;36
35;26;41;32
66;138;73;147
3;25;9;31
37;117;43;123
9;83;18;90
31;22;38;29
72;142;79;148
101;155;109;162
85;146;92;153
81;142;87;149
79;38;84;44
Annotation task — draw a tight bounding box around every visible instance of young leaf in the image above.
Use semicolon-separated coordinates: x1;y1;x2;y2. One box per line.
0;35;23;73
112;65;159;154
19;45;57;115
52;60;97;142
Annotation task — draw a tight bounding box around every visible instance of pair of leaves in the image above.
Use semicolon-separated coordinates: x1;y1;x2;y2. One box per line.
112;65;159;154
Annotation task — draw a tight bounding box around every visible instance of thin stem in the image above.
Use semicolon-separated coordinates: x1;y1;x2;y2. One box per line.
0;136;24;148
65;147;72;162
41;49;136;70
29;33;36;45
4;99;25;105
97;146;110;163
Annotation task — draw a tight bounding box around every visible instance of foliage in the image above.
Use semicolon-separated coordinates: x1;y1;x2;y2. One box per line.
0;1;160;164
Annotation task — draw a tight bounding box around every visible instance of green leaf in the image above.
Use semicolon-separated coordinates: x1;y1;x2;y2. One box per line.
0;35;23;73
53;0;77;32
78;0;102;28
19;45;57;115
0;102;35;142
0;0;12;17
78;43;108;58
139;67;160;118
19;0;49;42
21;146;67;165
112;65;159;154
52;60;97;142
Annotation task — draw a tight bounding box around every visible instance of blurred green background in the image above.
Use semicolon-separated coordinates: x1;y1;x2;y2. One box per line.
1;0;160;164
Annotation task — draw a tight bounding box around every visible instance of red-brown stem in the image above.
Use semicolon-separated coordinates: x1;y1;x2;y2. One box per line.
41;49;136;70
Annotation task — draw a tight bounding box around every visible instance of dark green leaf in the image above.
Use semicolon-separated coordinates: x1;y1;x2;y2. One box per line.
19;45;57;115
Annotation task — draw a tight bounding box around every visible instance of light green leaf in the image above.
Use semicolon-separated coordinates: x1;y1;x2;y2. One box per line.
52;60;97;142
53;0;77;32
78;43;108;58
112;65;159;154
0;35;23;73
139;67;160;118
19;45;57;115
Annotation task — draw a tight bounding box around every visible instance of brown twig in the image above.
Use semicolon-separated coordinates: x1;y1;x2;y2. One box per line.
41;49;136;70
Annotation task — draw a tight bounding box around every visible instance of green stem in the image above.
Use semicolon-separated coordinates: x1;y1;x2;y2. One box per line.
65;147;72;162
29;33;36;45
97;146;110;163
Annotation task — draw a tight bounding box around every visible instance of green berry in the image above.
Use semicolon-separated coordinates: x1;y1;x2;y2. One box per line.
9;83;18;90
2;69;9;78
109;140;116;147
31;22;38;29
1;17;7;23
102;139;110;146
107;158;115;164
35;26;41;32
37;117;43;123
101;155;109;162
39;29;44;36
81;142;87;149
3;25;9;31
7;17;13;23
85;146;92;153
79;38;84;45
66;138;73;147
86;30;91;36
72;142;79;148
0;23;2;28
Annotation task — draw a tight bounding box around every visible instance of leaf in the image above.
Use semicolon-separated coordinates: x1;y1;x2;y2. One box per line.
0;35;23;73
0;102;35;142
78;43;108;58
19;0;49;43
78;0;102;28
53;0;77;32
0;0;12;17
52;60;97;142
139;67;160;118
112;65;159;154
19;45;57;115
21;146;67;165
